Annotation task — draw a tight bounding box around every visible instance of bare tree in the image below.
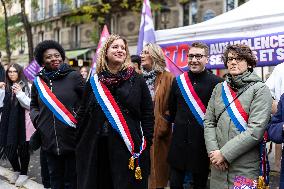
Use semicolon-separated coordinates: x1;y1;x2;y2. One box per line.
20;0;33;63
1;0;11;64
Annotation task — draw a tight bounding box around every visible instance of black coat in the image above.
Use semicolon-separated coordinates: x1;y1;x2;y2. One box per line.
30;64;84;155
168;70;223;172
76;72;154;189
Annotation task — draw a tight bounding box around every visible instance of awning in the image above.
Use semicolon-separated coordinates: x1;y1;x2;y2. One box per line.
65;48;90;59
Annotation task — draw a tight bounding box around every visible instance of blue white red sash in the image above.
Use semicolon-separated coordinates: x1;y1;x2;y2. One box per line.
221;81;248;132
34;77;77;128
176;72;206;126
222;81;270;187
90;74;146;159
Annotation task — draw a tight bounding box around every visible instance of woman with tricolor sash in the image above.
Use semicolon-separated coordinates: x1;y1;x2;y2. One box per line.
76;34;154;189
140;43;174;189
204;44;272;189
30;40;85;189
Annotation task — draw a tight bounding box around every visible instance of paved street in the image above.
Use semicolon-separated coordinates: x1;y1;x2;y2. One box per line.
0;150;43;189
0;144;281;188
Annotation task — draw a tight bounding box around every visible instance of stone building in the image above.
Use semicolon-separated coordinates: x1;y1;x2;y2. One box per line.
1;0;249;65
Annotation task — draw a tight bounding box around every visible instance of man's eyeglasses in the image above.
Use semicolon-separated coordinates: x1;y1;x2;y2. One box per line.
227;57;244;63
187;54;206;60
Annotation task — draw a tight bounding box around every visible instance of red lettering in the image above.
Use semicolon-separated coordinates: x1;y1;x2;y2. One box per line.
176;44;189;68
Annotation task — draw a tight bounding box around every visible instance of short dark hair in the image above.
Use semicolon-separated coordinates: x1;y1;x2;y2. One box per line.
34;40;65;66
222;44;257;72
131;55;141;69
190;42;209;56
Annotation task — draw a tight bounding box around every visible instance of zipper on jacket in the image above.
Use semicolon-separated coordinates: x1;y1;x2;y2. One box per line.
50;80;60;155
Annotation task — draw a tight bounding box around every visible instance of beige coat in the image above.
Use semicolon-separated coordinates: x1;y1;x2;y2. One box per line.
204;71;272;189
149;71;174;189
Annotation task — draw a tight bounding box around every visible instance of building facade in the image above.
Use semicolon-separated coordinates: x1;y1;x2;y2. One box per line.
1;0;249;65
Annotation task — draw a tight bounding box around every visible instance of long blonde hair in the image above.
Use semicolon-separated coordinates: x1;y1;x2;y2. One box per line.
96;34;131;74
144;43;166;72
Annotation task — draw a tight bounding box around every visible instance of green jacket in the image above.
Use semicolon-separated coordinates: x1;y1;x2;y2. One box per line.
204;71;272;189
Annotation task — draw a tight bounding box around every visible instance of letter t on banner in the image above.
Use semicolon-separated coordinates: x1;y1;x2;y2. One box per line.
90;25;110;75
137;0;156;54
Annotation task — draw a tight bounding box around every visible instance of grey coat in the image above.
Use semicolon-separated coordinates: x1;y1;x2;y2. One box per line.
204;71;272;189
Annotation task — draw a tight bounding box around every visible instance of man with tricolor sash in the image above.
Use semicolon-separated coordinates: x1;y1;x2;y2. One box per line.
30;40;84;189
168;42;223;189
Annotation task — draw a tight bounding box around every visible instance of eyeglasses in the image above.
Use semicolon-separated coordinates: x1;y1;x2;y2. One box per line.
8;70;18;74
227;57;244;63
187;54;206;60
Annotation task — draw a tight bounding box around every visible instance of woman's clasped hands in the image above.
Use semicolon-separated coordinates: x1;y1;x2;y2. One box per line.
209;150;228;171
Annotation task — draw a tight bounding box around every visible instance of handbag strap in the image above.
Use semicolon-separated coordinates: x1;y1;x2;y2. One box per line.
215;82;257;123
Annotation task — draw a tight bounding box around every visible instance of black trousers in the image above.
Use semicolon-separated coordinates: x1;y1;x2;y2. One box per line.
40;149;51;188
170;167;209;189
8;143;30;175
46;152;77;189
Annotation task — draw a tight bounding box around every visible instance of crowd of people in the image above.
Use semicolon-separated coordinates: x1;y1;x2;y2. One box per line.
0;34;283;189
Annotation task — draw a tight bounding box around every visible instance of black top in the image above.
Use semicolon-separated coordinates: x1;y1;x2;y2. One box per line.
168;69;223;172
76;72;154;189
30;64;85;155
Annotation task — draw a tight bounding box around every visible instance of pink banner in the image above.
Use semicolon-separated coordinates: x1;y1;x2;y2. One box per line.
91;25;110;74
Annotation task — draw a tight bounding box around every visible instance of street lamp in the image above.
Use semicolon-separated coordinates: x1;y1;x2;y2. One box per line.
161;4;171;29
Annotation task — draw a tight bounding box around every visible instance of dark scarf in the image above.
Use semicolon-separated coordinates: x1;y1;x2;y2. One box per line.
226;70;252;90
0;88;27;159
98;67;135;87
38;63;74;82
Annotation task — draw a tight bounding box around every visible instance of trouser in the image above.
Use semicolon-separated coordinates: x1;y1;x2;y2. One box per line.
170;167;209;189
40;149;51;188
45;152;77;189
8;143;30;175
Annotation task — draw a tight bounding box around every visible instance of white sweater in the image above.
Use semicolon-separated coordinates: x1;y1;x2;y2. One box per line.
265;62;284;102
0;84;31;110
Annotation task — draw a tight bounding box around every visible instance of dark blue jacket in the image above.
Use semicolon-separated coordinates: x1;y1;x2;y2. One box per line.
267;93;284;189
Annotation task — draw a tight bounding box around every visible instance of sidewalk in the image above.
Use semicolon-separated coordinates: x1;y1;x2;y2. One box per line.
0;166;43;189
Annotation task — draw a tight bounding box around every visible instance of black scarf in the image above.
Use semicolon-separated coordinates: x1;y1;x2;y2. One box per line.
0;89;26;159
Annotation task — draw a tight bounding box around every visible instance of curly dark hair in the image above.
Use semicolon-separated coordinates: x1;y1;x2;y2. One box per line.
222;44;256;72
34;40;65;66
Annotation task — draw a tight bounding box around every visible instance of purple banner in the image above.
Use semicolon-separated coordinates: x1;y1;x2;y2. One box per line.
160;31;284;70
24;60;41;81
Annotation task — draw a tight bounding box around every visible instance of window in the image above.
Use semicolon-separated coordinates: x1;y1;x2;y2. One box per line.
38;31;44;42
54;29;61;43
183;0;197;26
72;26;80;48
226;0;236;11
225;0;248;12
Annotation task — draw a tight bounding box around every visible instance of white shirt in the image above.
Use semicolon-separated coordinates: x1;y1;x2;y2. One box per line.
266;62;284;102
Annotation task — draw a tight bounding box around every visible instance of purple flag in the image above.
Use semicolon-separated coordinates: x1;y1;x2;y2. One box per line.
23;60;41;81
165;54;183;76
137;0;156;54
